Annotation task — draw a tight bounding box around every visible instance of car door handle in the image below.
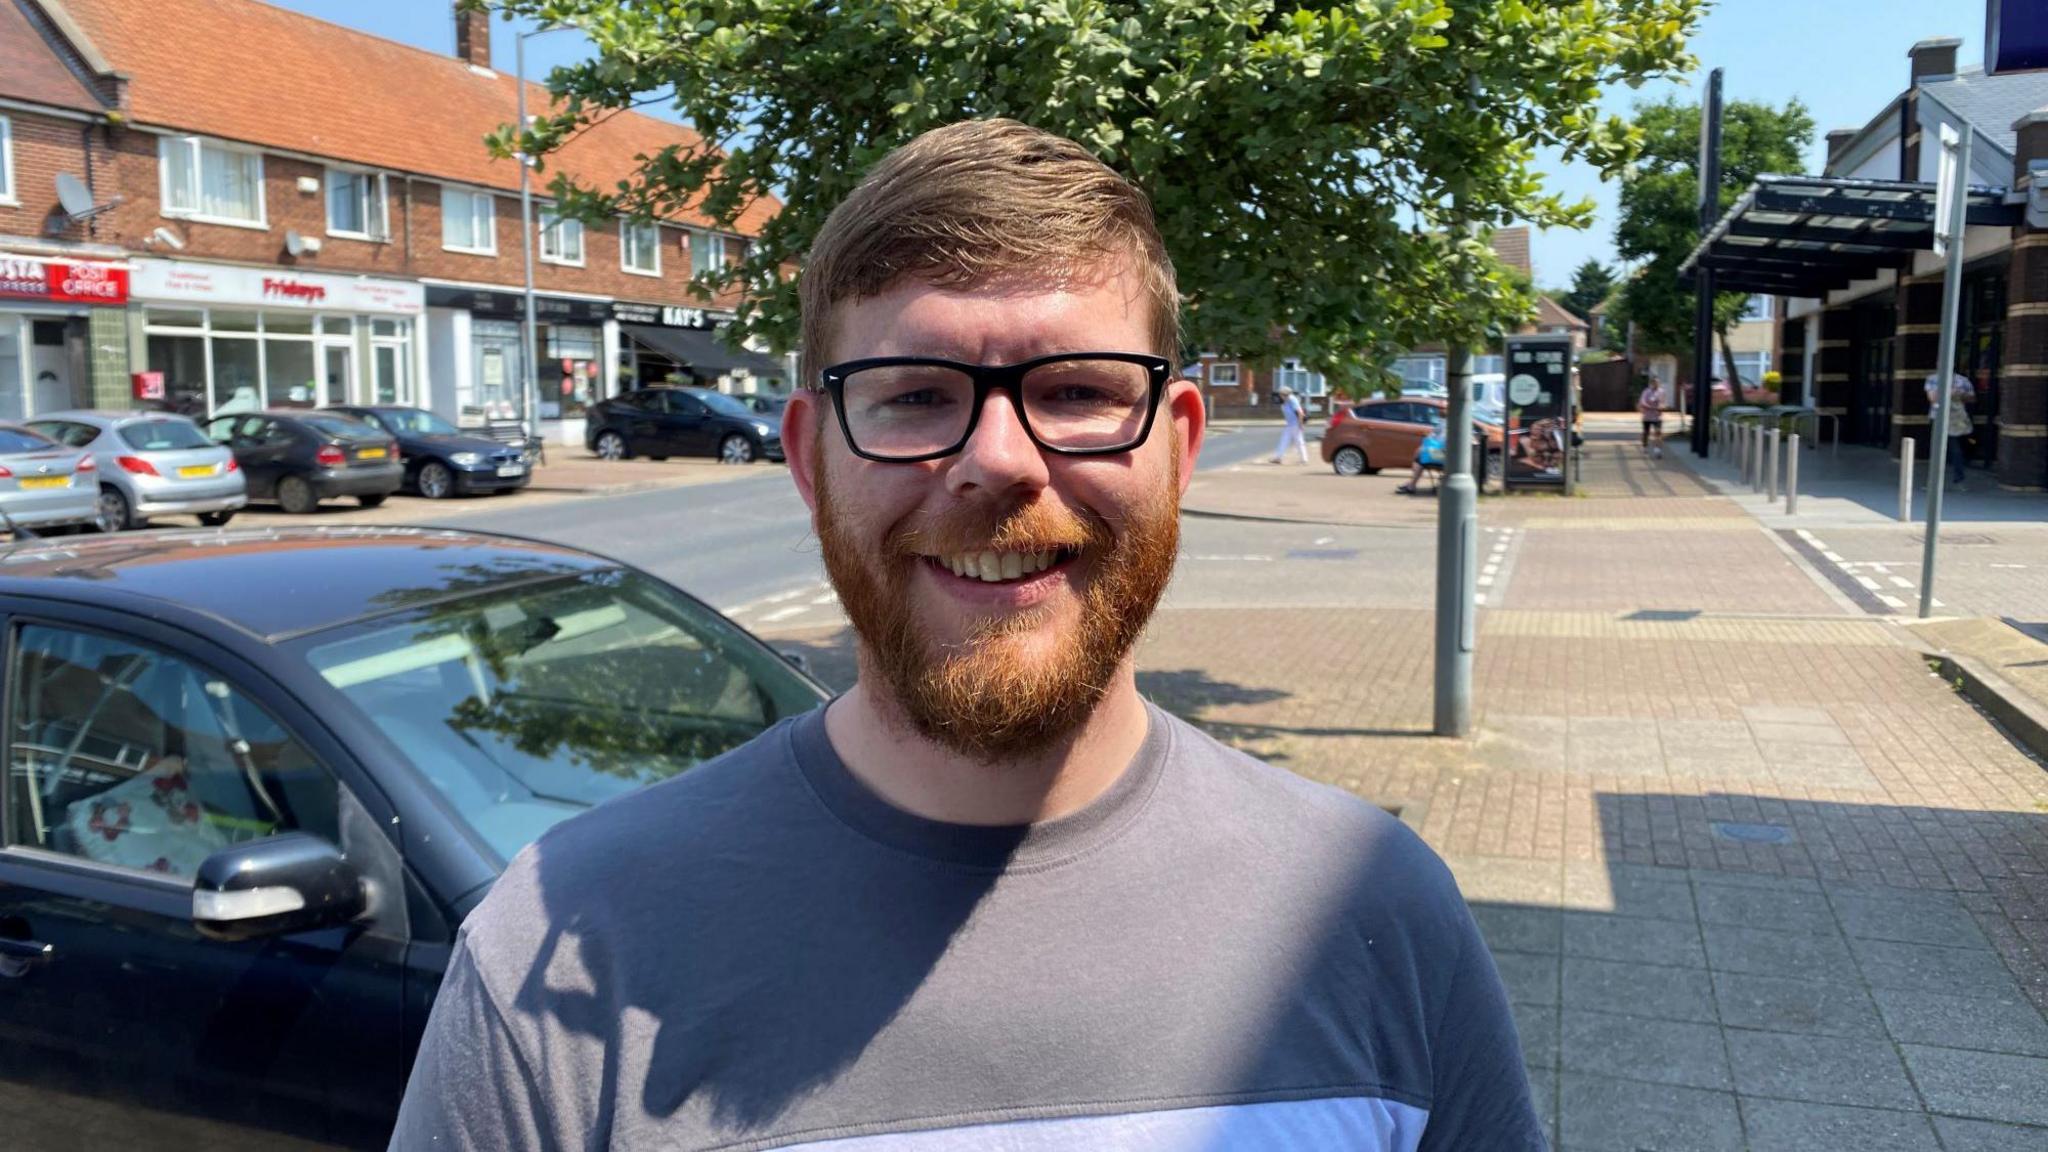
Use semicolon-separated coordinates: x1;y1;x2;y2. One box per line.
0;936;55;971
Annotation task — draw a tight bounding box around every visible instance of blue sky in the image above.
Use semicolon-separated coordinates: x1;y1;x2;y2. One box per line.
276;0;1992;287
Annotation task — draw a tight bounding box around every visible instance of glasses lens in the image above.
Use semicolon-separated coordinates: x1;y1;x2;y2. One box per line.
1021;357;1153;450
838;363;977;459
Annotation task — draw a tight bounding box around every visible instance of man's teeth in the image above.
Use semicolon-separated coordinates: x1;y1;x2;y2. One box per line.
939;550;1060;582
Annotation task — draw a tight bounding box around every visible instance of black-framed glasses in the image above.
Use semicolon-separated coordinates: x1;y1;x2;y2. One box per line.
818;352;1172;463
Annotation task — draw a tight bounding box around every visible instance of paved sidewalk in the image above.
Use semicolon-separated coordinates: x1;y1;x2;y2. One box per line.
761;419;2048;1149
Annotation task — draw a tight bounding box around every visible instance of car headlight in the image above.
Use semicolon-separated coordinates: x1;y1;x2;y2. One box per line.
450;452;482;466
752;421;773;436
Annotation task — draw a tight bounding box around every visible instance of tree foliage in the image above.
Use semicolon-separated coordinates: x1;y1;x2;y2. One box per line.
483;0;1700;384
1563;258;1616;322
1611;96;1814;374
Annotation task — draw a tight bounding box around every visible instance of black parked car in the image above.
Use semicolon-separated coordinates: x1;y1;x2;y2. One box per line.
585;385;784;464
0;527;827;1148
202;410;402;514
327;405;530;500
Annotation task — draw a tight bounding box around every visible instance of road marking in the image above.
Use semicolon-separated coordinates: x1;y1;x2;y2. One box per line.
1824;551;1845;563
1475;592;1488;605
1795;529;1819;543
1992;563;2028;569
1889;576;1913;589
1878;593;1907;609
763;588;809;604
759;605;808;623
1185;553;1277;562
1477;575;1495;587
1314;536;1335;545
1483;564;1500;577
810;590;839;605
1854;575;1880;591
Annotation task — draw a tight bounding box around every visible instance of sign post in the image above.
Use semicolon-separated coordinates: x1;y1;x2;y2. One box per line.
1501;334;1576;491
1921;124;1971;618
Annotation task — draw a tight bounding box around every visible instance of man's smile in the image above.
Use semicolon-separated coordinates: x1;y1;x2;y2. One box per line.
919;547;1079;583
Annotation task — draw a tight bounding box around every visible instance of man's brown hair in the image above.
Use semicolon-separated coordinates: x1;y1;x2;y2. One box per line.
798;119;1181;385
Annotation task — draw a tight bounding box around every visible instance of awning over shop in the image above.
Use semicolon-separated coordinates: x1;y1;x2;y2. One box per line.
621;323;787;379
1677;174;2024;298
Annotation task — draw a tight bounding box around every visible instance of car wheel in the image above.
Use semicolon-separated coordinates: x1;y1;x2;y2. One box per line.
1332;446;1371;477
417;461;454;500
720;435;756;465
277;475;319;514
197;510;235;528
96;485;134;532
358;493;389;509
594;431;628;461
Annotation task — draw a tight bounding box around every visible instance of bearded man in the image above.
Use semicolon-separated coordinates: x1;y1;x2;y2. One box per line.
392;120;1542;1151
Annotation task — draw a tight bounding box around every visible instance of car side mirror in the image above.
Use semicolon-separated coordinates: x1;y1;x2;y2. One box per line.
192;832;366;943
779;650;812;675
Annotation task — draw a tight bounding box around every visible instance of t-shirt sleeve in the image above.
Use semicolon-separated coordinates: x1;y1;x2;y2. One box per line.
388;939;560;1152
1416;906;1548;1151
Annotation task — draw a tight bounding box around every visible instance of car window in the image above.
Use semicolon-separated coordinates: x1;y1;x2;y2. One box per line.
27;421;95;449
118;420;211;452
1356;403;1397;423
669;392;708;417
0;427;59;454
6;624;340;880
301;414;377;440
695;391;752;419
297;568;821;864
253;420;295;447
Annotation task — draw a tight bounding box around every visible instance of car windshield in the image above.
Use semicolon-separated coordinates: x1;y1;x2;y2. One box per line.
0;427;57;454
695;390;756;419
301;414;379;440
377;409;460;436
296;568;823;864
118;420;211;452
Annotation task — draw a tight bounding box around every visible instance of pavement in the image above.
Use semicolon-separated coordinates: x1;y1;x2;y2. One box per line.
754;412;2048;1151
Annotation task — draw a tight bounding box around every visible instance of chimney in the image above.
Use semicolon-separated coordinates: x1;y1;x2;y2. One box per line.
2014;107;2048;191
455;4;491;70
1825;129;1858;170
1908;36;1962;86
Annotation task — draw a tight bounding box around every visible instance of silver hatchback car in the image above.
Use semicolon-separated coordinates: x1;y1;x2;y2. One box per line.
0;423;103;534
29;410;246;531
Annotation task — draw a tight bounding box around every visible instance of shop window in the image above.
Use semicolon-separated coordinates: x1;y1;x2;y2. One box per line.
0;117;13;203
326;168;389;240
266;340;317;407
540;209;584;265
160;136;264;225
1209;362;1240;387
621;220;661;276
146;333;206;417
210;338;261;415
0;318;20;422
210;310;259;333
441;186;496;254
148;308;205;330
691;231;726;278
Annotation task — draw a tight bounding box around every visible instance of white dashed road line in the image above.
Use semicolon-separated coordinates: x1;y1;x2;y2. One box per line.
758;605;808;624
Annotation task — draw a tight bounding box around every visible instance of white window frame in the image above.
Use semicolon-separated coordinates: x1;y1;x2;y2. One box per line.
0;117;14;206
1209;362;1240;387
440;185;497;255
157;134;267;229
539;208;585;266
324;167;389;241
620;219;661;277
1740;294;1773;323
1274;358;1327;397
690;229;726;278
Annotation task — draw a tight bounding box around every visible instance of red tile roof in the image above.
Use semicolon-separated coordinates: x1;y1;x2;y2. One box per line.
0;1;105;113
1534;294;1590;331
56;0;776;233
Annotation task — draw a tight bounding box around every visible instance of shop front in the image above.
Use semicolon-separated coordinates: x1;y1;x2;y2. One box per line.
128;259;424;418
422;286;611;428
614;300;788;394
0;252;130;419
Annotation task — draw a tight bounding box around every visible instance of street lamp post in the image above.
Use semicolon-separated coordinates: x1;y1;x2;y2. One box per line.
514;25;574;455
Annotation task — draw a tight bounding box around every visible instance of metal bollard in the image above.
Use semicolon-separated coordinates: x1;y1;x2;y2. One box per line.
1898;436;1915;523
1752;425;1765;493
1786;433;1800;514
1767;428;1780;501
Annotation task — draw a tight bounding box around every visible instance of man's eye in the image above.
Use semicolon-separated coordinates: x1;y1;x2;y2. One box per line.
886;389;946;407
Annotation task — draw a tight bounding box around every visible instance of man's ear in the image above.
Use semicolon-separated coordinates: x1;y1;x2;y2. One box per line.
783;390;826;513
1165;378;1205;496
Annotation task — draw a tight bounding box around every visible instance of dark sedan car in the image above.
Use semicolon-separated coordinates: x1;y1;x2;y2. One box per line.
202;410;402;514
327;405;530;499
0;527;828;1148
585;385;784;464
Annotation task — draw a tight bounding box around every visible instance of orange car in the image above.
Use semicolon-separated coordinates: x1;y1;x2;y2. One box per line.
1321;397;1504;476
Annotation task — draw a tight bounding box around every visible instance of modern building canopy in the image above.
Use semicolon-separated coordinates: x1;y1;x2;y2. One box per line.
1677;174;2022;298
620;324;787;379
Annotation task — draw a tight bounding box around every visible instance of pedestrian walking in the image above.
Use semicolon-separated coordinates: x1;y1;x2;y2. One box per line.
1271;384;1309;463
1639;378;1666;458
1924;365;1975;490
394;118;1543;1152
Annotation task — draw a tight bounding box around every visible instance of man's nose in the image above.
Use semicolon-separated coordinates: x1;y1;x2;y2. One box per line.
945;390;1050;497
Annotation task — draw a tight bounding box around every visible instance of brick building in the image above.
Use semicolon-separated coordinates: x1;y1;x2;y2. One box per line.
3;0;780;442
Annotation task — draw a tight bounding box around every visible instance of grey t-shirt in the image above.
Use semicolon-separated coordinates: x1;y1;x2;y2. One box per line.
390;703;1541;1151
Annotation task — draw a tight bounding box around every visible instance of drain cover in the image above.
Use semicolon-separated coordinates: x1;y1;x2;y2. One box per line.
1710;821;1794;845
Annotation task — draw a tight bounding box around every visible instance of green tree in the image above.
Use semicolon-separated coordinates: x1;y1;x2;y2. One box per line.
1613;96;1813;404
481;0;1700;385
1563;258;1617;323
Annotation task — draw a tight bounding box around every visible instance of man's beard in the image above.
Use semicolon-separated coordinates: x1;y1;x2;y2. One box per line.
814;460;1180;764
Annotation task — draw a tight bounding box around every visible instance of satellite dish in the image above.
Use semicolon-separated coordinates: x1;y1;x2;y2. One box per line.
284;230;308;257
55;172;95;217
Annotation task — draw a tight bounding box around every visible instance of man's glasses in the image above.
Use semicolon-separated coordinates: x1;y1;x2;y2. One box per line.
818;353;1172;463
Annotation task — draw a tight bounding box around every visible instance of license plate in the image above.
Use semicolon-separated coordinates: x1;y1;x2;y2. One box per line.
496;465;525;478
357;447;388;460
177;464;216;479
19;476;68;490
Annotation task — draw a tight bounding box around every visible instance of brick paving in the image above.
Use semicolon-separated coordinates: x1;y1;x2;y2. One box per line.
761;419;2048;1149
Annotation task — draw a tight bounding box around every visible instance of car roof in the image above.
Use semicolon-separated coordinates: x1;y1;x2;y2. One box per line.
0;526;616;642
28;409;195;428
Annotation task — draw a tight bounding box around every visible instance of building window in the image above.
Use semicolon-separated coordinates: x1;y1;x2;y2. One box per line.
690;230;726;278
621;220;661;276
325;168;388;239
1209;362;1240;387
1474;354;1505;375
441;186;496;253
1274;359;1326;396
1391;354;1445;386
1727;350;1772;387
1740;294;1773;323
159;136;264;226
539;209;584;265
143;309;410;417
0;117;13;204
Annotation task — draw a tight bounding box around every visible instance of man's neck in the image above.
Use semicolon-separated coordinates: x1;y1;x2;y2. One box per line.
821;666;1151;827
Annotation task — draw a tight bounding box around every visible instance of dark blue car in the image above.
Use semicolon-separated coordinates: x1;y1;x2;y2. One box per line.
328;405;531;500
0;527;826;1147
